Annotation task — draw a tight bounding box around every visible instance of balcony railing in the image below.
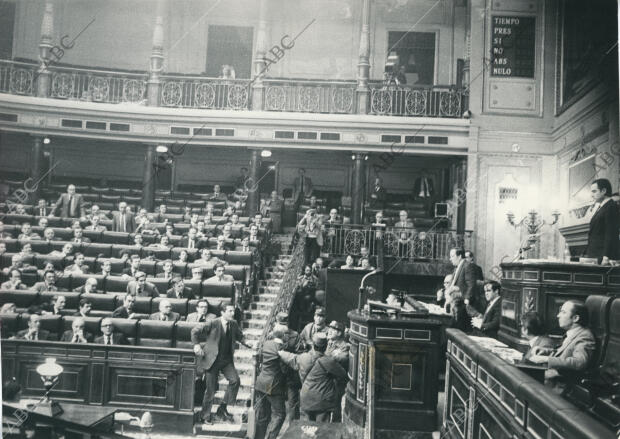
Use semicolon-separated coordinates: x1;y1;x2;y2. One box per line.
48;65;147;103
160;75;251;110
0;60;37;96
0;59;469;118
322;224;473;261
368;83;467;118
262;78;357;114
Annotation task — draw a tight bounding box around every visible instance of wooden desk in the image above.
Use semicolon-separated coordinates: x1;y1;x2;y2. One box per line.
499;261;620;347
344;310;442;439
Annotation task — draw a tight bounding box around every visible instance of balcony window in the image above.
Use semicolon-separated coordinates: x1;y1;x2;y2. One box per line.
387;31;436;86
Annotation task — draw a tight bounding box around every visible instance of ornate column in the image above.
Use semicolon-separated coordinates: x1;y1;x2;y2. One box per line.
247;149;261;215
30;136;45;203
36;2;54;97
142;145;157;211
356;0;371;114
351;153;367;225
147;1;165;106
251;0;269;110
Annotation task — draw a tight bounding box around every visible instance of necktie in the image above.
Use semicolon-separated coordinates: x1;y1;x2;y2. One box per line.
189;239;194;249
106;336;111;345
162;314;168;321
300;178;304;196
40;208;45;216
199;316;205;322
73;334;79;343
70;195;76;216
121;213;126;232
224;321;229;334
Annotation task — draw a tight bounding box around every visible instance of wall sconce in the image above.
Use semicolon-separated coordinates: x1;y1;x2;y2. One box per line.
507;208;560;235
35;358;64;416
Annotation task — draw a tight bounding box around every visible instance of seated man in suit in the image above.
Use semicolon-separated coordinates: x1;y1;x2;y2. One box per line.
85;215;107;232
180;227;202;250
1;269;28;290
187;299;218;322
17;222;41;240
42;227;60;242
38;217;49;228
48;243;74;258
471;280;501;336
44;295;66;316
157;259;175;282
101;259;113;277
64;252;90;275
122;254;142;279
112;293;137;319
87;204;109;221
528;300;596;392
32;270;61;292
435;274;453;307
74;298;93;317
355;257;374;271
215;234;234;251
150;299;181;322
520;312;556;362
190;266;205;281
208;184;227;201
235;237;253;253
205;263;234;283
95;318;128;345
2;254;37;276
74;277;99;294
15;314;50;341
71;227;91;244
126;271;160;298
60;317;93;343
36;198;50;217
166;276;195;299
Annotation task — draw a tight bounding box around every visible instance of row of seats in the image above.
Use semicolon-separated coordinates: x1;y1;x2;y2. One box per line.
3;229;259;248
0;313;214;348
1;286;234;316
2;261;247;294
40;183;237;200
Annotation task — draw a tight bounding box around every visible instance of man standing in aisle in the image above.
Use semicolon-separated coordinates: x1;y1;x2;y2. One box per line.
50;184;85;219
191;303;248;424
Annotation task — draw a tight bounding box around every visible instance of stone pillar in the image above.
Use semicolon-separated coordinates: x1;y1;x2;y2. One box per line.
30;136;45;203
147;1;165;106
351;153;367;225
36;1;54;97
356;0;371;114
247;149;260;215
251;0;269;110
142;145;157;211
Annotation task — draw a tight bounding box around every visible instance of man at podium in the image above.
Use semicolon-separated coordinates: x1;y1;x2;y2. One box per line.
586;178;620;264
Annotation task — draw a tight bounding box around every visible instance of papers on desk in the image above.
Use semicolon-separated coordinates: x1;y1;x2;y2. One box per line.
419;302;450;315
468;336;523;364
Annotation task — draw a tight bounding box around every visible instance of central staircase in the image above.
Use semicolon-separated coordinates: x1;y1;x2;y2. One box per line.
194;231;295;437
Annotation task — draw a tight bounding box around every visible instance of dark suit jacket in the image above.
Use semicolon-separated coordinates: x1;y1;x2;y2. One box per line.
112;211;136;233
190;318;244;372
255;339;287;396
60;329;94;343
166;287;195;299
52;193;85;218
369;185;387;208
586;199;620;260
472;263;484;281
126;281;159;298
479;298;501;335
452;260;480;311
121;267;140;278
15;329;51;341
94;333;128;345
179;237;203;250
149;311;180;322
112;305;132;318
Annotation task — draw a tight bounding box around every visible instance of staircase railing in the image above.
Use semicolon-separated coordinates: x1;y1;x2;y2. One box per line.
249;235;306;426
